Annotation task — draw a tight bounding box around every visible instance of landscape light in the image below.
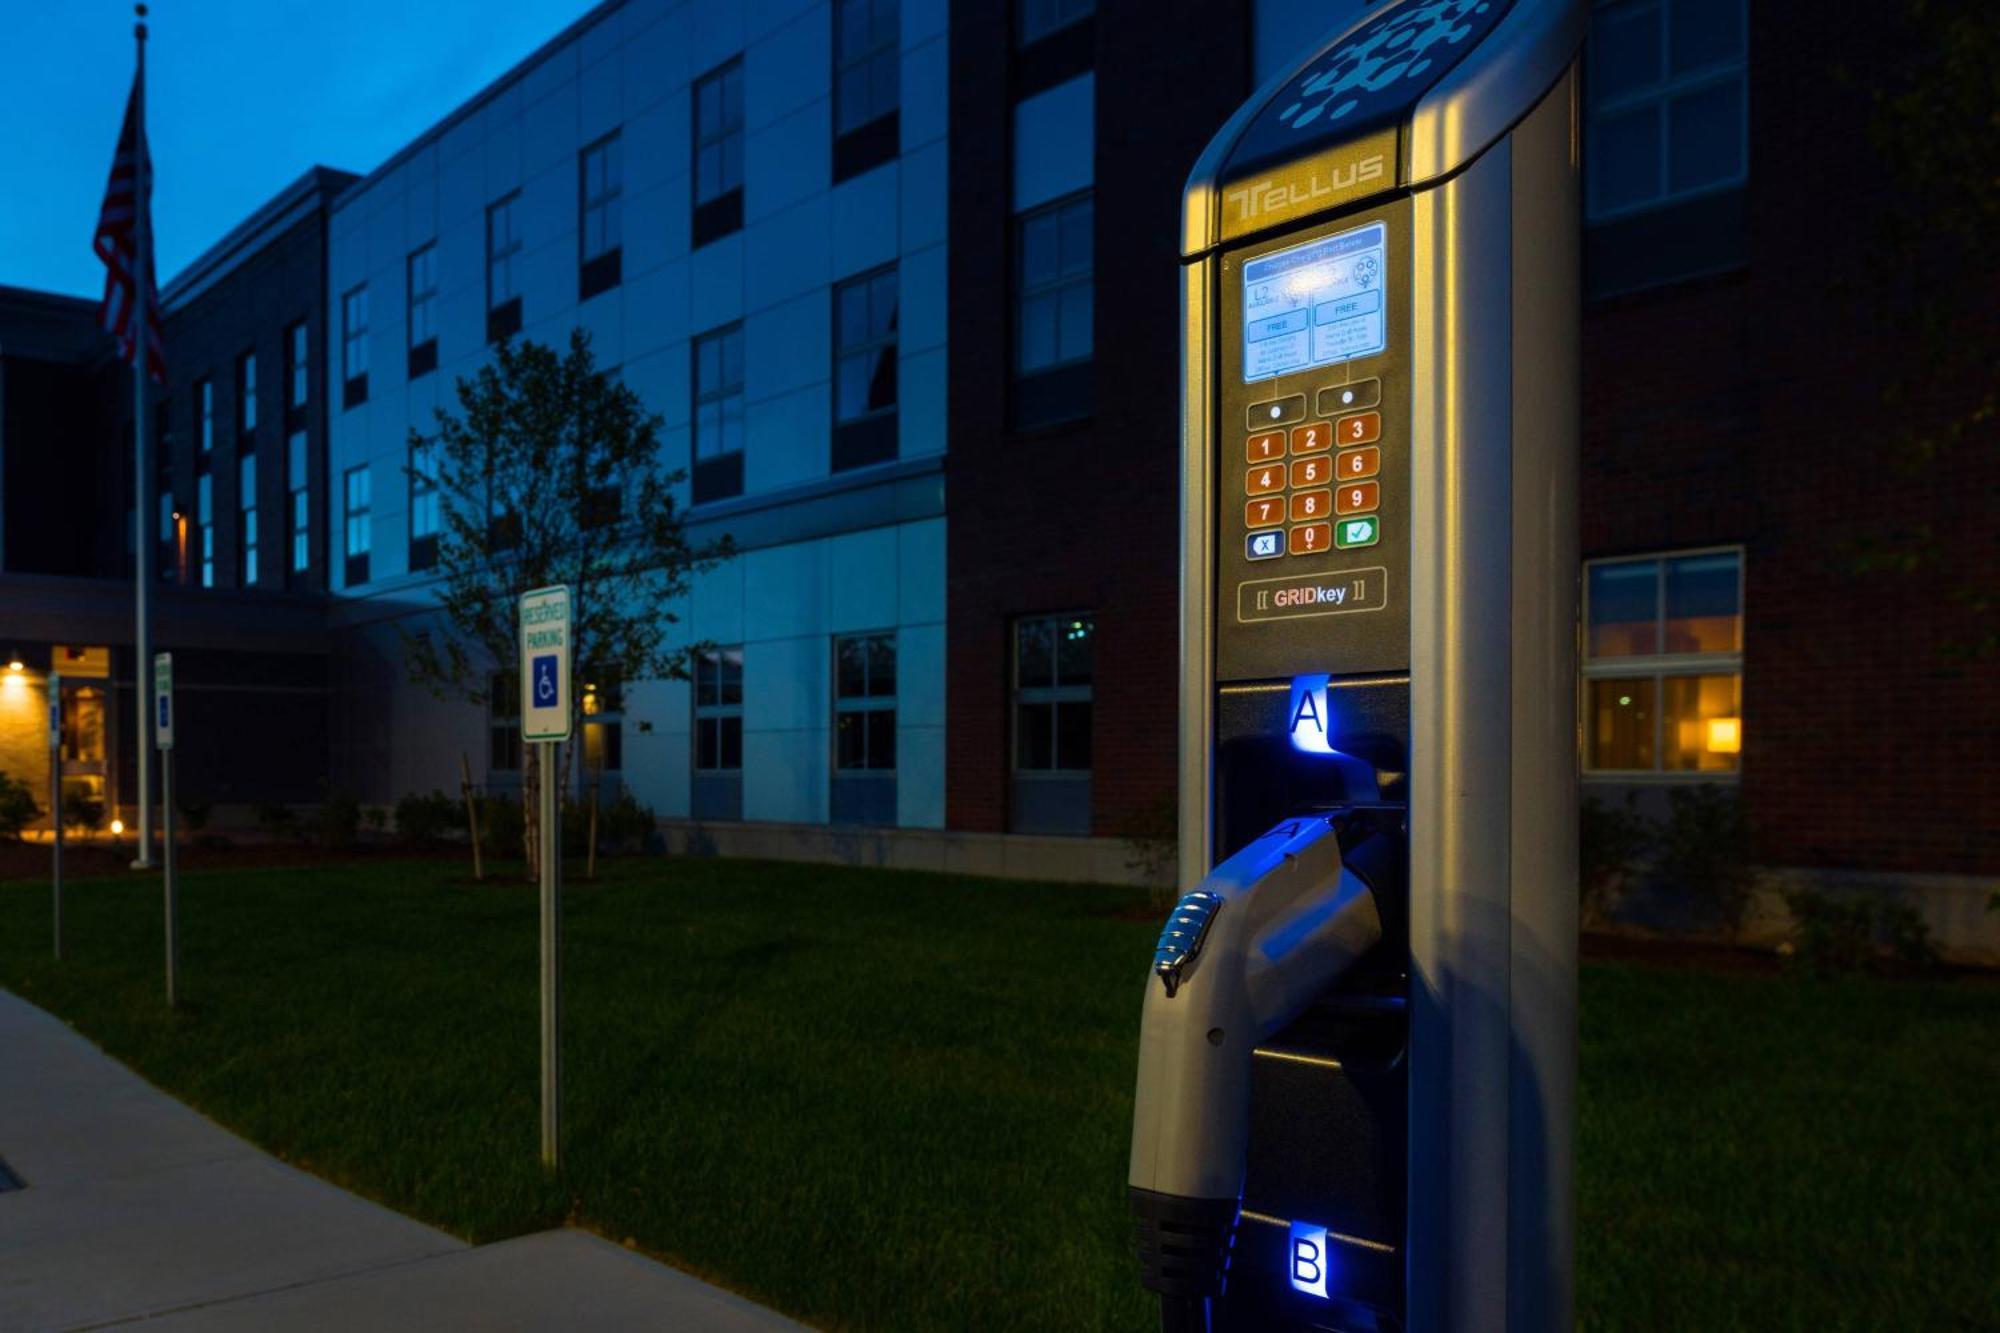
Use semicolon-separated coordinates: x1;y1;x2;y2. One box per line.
110;818;126;835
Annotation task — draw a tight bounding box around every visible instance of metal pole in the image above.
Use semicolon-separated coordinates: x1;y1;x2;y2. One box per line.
50;671;62;960
163;746;177;1008
131;7;156;869
539;740;560;1170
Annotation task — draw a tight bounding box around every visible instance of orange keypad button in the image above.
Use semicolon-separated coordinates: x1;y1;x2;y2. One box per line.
1289;422;1333;455
1290;455;1332;488
1335;480;1381;515
1289;523;1333;556
1290;489;1331;522
1246;463;1286;495
1246;431;1286;463
1245;495;1286;528
1335;411;1381;446
1337;446;1381;479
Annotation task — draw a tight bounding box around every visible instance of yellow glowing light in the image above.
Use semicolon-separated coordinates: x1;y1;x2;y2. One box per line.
110;818;126;835
1706;717;1741;754
6;659;21;673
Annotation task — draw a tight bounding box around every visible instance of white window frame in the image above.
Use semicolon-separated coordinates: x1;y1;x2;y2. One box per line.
1585;0;1749;223
693;646;744;773
833;632;898;773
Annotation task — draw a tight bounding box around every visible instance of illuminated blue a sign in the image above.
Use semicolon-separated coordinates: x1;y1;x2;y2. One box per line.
1289;1220;1330;1299
1288;673;1335;754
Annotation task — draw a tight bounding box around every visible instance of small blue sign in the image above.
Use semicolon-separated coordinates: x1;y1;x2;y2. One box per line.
1289;1220;1330;1300
157;696;171;730
1247;530;1283;561
532;654;559;708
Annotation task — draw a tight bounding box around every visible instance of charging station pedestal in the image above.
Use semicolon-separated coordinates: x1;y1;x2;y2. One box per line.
1131;3;1585;1331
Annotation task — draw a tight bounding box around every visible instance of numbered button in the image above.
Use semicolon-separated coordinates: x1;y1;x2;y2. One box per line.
1291;455;1332;488
1335;480;1381;515
1246;430;1286;463
1316;379;1381;415
1245;495;1286;529
1335;411;1381;446
1290;489;1331;522
1289;422;1332;455
1246;463;1285;495
1337;446;1381;480
1335;515;1380;549
1289;523;1332;556
1246;530;1284;561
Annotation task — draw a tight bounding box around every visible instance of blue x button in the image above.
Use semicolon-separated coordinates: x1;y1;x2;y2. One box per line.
1246;530;1283;561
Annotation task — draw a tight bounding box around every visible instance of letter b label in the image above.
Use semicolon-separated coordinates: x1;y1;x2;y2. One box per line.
1288;1222;1329;1299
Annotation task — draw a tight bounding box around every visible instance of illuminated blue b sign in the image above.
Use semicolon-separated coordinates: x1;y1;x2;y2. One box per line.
1288;673;1335;754
1289;1220;1330;1300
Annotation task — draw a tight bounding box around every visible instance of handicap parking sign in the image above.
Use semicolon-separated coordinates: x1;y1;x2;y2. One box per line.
518;586;573;742
532;655;558;707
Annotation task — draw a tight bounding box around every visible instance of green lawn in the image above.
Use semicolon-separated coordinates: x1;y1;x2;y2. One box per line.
2;858;1994;1332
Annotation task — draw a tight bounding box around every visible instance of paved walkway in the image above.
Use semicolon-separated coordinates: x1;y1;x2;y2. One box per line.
0;989;808;1331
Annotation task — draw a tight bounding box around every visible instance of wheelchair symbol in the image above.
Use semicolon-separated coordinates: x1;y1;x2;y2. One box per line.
532;654;559;707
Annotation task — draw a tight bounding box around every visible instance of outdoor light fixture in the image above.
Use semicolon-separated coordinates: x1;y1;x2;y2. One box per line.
6;657;22;673
110;819;125;836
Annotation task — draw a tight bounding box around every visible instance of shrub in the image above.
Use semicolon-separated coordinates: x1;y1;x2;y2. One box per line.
317;789;361;848
62;790;106;839
0;771;40;841
1785;888;1940;978
481;794;525;860
1655;784;1756;934
363;805;388;833
394;789;459;844
177;793;213;833
597;791;659;853
1580;792;1652;924
254;801;298;839
1122;791;1180;908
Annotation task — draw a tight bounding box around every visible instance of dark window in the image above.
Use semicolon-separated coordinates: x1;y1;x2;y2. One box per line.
693;647;744;771
238;452;258;587
341;284;369;407
487;192;523;342
1019;0;1093;45
692;322;746;503
343;464;371;586
833;0;900;182
197;472;214;588
693;59;745;247
1011;611;1093;834
286;320;309;412
834;633;896;772
409;437;440;572
579;132;623;299
197;378;214;453
832;264;899;471
1016;191;1093;374
236;350;258;437
1584;0;1747;222
287;429;309;578
407;243;439;377
490;671;521;772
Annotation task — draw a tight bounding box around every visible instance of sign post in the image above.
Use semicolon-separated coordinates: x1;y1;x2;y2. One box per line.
154;652;177;1008
49;672;62;960
519;585;572;1171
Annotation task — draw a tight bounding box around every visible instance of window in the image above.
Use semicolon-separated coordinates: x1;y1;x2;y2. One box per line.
833;0;899;181
341;284;369;407
580;663;624;779
286;320;308;411
1019;0;1093;45
237;350;258;436
832;264;899;470
196;472;214;588
343;464;371;586
693;59;744;247
579;132;623;299
238;452;258;587
489;671;521;772
692;322;745;503
158;486;176;583
1584;548;1744;775
694;648;743;771
487;193;523;342
407;243;439;377
1016;192;1093;375
409;437;440;572
1012;612;1093;834
1585;0;1746;222
287;429;310;578
833;633;897;825
197;378;214;453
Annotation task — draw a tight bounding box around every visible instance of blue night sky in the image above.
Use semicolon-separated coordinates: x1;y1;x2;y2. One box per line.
0;0;597;299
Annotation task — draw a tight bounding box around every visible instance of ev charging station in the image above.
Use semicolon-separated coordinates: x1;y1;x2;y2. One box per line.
1130;3;1584;1331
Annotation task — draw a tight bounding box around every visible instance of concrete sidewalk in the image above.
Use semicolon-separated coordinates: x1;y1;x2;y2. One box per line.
0;989;808;1331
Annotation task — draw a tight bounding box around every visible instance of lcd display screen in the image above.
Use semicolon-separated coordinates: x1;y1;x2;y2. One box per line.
1241;221;1387;382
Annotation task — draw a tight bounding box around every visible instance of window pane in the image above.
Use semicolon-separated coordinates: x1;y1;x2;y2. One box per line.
721;648;743;703
837;637;866;698
1668;0;1742;75
1589;0;1662;104
1662;672;1741;772
836;712;865;769
1588;104;1661;214
1016;618;1055;689
1667;80;1743;195
1019;292;1058;371
866;346;897;414
1588;561;1659;656
1054;700;1092;771
697;716;717;768
1021;212;1060;285
867;635;895;697
871;51;898;119
1058;283;1093;362
1059;199;1092;277
866;709;896;770
1055;614;1093;686
1016;702;1054;769
1663;552;1741;653
837;282;869;349
1587;677;1657;770
836;352;870;422
720;715;743;768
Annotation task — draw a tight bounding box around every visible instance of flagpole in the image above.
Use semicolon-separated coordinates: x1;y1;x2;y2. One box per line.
131;2;155;869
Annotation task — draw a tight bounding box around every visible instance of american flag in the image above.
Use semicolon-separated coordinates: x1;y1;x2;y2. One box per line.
94;69;166;382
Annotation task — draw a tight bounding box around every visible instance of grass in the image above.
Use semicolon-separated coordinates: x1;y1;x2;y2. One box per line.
2;857;1995;1332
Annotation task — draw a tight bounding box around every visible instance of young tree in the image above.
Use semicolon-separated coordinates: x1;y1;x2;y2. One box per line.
403;330;732;876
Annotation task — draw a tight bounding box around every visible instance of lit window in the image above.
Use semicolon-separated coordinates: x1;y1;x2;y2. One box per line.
197;472;214;588
1585;0;1747;222
198;378;214;453
239;452;258;587
287;429;309;577
1584;548;1743;774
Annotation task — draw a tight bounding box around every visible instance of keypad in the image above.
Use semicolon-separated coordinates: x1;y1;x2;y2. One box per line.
1237;381;1390;563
